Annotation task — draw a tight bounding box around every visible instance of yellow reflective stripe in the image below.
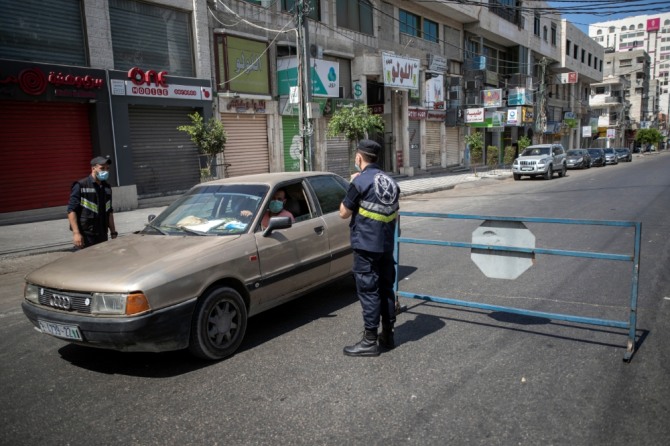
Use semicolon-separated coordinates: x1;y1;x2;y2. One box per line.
81;198;98;213
106;201;111;212
359;207;397;223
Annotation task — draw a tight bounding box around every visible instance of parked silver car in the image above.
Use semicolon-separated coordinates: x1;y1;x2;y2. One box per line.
614;147;632;162
512;144;567;180
22;172;354;360
603;148;619;165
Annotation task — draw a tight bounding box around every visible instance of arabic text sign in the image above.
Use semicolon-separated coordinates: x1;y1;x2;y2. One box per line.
225;36;270;94
481;89;502;108
382;52;419;90
465;108;484;123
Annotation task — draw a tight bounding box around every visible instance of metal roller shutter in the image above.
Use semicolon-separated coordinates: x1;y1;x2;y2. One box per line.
425;121;442;167
220;114;269;177
326;126;351;179
408;120;420;168
282;116;301;172
446;127;461;166
128;106;200;197
0;101;92;212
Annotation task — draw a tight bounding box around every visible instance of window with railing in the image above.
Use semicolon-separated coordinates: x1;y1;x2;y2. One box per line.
490;0;521;25
282;0;320;21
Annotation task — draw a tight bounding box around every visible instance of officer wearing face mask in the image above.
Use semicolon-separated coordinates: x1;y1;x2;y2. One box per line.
67;156;118;249
261;188;295;229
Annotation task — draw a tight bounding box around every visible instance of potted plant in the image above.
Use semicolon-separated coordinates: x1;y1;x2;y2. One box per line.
177;112;227;180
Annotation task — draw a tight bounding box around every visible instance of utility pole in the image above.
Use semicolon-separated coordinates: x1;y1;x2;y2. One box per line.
535;57;548;144
296;0;312;171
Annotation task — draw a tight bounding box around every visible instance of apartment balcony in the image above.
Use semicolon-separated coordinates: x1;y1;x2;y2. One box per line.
604;96;623;104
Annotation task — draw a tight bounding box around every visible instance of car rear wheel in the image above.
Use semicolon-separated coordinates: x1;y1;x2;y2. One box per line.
558;164;566;178
189;286;248;360
544;165;552;180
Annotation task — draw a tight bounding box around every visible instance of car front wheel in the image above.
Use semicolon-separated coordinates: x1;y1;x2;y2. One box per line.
189;286;248;360
513;173;520;181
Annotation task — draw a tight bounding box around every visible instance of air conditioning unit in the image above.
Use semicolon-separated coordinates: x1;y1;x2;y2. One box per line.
466;96;480;106
466;80;481;90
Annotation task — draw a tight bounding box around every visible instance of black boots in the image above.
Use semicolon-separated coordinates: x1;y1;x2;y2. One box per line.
343;329;380;357
379;324;395;350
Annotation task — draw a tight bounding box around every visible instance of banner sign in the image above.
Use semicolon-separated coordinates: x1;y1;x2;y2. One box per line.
465;108;485;123
382;52;419;90
481;89;502;108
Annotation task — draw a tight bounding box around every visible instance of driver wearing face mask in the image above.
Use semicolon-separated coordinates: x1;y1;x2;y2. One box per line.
67;156;117;249
261;188;295;229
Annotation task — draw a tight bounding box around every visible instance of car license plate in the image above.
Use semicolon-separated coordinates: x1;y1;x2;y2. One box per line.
38;320;83;341
521;167;532;171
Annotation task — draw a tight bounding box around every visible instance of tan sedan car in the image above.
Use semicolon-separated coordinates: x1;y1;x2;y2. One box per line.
22;172;353;360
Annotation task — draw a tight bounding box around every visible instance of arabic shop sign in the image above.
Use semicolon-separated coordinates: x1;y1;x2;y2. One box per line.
382;52;419;90
563;111;578;128
277;57;340;97
465;108;484;123
224;36;270;95
0;62;105;100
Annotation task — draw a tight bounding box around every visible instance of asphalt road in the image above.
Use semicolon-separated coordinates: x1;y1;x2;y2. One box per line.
1;154;669;445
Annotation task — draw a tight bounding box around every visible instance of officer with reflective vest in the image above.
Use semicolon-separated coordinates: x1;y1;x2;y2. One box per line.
340;139;400;357
67;156;118;249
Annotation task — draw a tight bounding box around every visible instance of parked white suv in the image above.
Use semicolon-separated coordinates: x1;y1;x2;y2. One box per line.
512;144;567;180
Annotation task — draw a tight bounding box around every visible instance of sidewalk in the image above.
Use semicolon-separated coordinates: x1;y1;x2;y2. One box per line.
0;169;510;258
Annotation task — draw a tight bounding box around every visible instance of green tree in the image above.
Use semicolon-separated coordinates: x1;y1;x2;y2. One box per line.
517;135;531;153
635;128;662;149
177;112;227;179
326;103;384;142
465;131;483;164
486;145;499;169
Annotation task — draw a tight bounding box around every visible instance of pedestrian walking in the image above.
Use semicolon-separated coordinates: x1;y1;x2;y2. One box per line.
339;139;400;357
67;156;118;249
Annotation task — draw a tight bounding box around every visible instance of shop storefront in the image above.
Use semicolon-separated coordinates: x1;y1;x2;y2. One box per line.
0;60;111;213
220;99;270;177
108;67;212;199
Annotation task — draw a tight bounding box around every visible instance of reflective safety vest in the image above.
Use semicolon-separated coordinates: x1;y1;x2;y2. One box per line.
348;164;400;253
73;176;112;236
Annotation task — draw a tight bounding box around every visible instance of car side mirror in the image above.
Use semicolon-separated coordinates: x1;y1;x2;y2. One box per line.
148;214;156;222
263;216;292;237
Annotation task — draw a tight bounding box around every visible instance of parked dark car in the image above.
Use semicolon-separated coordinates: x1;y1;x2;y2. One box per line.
603;148;619;165
565;149;592;169
587;148;606;167
615;147;632;162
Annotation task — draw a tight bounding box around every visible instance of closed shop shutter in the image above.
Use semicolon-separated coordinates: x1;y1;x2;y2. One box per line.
282;116;301;172
446;127;461;166
326;125;351;179
408;119;420;168
425;121;442;167
221;114;269;177
0;101;92;212
128;106;200;197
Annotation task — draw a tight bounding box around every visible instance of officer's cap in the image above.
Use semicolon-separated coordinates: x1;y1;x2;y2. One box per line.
91;156;112;166
357;139;381;157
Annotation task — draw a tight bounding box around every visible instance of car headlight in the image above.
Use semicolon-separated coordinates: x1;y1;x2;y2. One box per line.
91;292;150;315
24;283;39;304
537;160;546;166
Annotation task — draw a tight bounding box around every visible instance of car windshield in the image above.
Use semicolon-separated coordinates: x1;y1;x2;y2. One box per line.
588;150;601;156
142;184;269;236
615;148;627;153
567;150;583;156
521;147;550;156
604;148;615;154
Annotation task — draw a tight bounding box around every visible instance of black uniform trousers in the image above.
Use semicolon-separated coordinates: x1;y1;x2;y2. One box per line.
353;248;397;331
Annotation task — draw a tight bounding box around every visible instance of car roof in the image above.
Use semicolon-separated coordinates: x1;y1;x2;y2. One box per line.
194;171;339;188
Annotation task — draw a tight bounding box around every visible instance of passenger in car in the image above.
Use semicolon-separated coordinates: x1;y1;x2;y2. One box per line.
261;188;295;229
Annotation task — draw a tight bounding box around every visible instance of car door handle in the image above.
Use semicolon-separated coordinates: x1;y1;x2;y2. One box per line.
313;226;324;235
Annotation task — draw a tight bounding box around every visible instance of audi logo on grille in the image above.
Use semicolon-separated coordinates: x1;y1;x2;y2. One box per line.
50;294;71;310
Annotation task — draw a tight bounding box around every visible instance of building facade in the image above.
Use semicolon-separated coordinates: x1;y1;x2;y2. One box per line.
589;13;670;137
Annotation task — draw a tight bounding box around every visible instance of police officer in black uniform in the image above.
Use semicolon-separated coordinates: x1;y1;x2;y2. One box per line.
340;139;400;357
67;156;118;249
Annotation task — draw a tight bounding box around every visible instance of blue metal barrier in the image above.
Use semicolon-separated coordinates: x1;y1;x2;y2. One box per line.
393;212;641;362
